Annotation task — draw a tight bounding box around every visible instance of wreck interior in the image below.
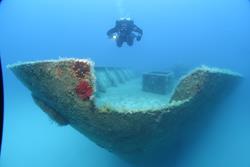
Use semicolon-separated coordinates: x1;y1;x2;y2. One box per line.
94;67;185;112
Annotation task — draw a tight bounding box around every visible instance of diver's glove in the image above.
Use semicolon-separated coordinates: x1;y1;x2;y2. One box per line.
136;35;142;41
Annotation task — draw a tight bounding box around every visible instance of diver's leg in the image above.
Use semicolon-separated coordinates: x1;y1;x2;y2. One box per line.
116;39;123;47
127;35;134;46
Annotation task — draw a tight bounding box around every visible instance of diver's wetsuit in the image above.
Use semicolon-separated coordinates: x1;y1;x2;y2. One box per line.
107;19;143;47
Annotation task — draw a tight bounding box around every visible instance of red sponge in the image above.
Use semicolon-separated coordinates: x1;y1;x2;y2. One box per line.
75;81;93;100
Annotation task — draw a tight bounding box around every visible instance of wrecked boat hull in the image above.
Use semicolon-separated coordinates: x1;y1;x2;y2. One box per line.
8;58;242;164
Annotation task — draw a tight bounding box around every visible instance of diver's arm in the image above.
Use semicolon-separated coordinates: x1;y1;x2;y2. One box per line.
133;25;143;41
133;25;143;36
107;27;118;37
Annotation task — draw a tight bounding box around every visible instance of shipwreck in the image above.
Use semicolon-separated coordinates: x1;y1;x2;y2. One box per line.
8;58;242;165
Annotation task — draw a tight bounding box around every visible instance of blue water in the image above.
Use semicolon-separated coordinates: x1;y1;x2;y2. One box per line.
0;0;250;166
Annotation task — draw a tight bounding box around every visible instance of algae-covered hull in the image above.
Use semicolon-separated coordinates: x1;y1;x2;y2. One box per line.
8;58;242;164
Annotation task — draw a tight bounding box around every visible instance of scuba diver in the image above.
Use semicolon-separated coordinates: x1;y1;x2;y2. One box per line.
107;18;143;47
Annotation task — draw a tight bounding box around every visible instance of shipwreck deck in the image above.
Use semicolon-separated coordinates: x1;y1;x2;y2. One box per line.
95;78;173;112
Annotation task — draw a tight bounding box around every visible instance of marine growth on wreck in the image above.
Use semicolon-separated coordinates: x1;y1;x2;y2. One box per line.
8;58;242;165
